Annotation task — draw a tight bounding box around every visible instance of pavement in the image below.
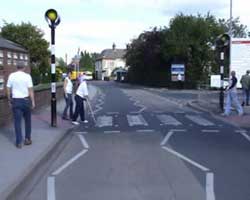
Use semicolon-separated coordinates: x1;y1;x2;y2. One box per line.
188;89;250;129
0;84;99;200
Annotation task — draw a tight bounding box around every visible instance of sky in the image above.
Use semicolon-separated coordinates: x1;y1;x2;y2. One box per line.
0;0;249;63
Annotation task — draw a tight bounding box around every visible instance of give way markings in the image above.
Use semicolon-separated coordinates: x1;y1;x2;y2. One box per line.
47;132;89;200
160;129;216;200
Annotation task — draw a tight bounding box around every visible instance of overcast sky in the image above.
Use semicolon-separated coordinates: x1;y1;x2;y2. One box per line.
0;0;249;63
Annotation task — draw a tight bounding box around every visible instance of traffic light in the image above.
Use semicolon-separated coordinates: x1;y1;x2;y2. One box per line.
215;33;230;50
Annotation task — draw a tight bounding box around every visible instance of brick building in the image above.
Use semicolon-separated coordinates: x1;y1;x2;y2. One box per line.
0;37;30;97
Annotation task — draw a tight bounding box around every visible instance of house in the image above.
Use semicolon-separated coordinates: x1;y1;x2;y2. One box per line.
95;43;127;80
0;37;30;96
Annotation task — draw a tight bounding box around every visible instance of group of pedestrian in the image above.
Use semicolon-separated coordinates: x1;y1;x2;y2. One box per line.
6;63;89;149
62;70;89;125
222;70;250;117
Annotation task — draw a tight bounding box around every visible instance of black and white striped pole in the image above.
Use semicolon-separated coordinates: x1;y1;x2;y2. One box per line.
216;33;230;112
45;9;61;127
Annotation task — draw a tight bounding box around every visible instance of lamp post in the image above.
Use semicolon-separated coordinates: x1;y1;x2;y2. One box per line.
45;9;61;127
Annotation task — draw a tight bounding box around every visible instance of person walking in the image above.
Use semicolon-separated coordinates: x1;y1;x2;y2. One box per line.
62;70;73;120
240;70;250;106
6;61;35;148
222;70;243;116
72;77;89;125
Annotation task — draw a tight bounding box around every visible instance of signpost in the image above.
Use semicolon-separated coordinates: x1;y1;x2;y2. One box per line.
45;9;61;127
171;64;185;81
231;38;250;87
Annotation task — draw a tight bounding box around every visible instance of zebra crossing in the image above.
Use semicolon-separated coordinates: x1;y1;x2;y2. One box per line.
88;113;219;130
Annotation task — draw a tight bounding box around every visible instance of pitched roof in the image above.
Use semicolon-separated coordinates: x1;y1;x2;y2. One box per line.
97;49;126;60
0;37;27;52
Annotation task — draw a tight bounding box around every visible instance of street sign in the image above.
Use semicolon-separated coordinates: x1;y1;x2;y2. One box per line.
171;64;185;81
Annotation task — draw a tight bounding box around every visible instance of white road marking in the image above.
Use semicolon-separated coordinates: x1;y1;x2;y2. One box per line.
107;112;120;115
127;114;148;126
104;130;121;134
74;131;88;134
206;172;216;200
202;130;220;133
157;114;182;126
237;131;250;143
160;129;186;146
52;149;88;176
47;176;56;200
78;134;89;149
162;146;210;171
161;131;174;146
186;115;215;126
96;115;113;127
136;129;155;133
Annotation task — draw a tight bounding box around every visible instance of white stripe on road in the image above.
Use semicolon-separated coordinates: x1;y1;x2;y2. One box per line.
157;114;182;126
104;130;121;134
160;131;174;146
202;130;220;133
74;131;88;134
136;129;155;133
160;129;186;146
78;134;89;149
107;112;120;115
47;176;56;200
162;146;209;171
238;131;250;143
127;114;148;126
206;172;216;200
186;115;215;126
96;115;113;127
52;149;88;176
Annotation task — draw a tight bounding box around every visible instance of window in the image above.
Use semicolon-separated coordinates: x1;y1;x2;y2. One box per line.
13;60;17;66
7;52;12;58
8;59;12;65
24;61;28;66
0;50;3;58
24;54;28;60
13;53;18;59
20;54;24;60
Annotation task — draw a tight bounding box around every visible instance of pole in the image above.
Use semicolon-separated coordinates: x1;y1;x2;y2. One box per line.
220;51;225;111
229;0;233;75
51;26;57;127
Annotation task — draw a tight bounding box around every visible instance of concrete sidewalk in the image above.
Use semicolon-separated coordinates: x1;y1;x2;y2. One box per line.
188;90;250;129
0;84;99;200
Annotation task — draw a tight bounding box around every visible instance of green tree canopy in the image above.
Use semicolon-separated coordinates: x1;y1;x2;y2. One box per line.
79;51;99;72
0;21;50;84
125;13;249;88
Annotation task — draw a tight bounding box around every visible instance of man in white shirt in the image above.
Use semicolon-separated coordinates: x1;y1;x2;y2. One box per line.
72;77;89;125
6;61;35;148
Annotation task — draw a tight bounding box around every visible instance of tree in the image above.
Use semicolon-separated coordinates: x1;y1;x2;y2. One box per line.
0;21;50;84
125;13;249;88
79;51;99;72
218;17;248;38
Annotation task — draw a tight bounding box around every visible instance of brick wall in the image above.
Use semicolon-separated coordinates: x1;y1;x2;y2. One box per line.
0;84;63;127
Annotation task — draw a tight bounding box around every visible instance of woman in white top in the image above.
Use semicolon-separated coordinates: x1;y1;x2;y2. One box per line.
62;70;73;120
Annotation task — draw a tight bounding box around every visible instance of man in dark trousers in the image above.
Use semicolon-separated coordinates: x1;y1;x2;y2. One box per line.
72;77;89;125
240;70;250;106
6;61;35;148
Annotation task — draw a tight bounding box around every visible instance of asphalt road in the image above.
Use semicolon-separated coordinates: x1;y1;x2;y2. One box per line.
17;81;250;200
